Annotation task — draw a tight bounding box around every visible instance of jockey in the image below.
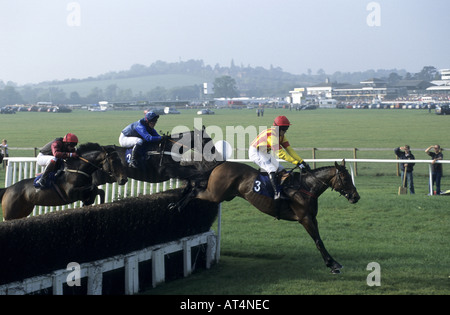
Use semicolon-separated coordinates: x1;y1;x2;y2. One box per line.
36;133;79;188
249;115;310;199
119;111;162;168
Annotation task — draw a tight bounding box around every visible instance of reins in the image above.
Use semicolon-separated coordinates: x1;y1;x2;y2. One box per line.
65;149;115;178
285;165;345;198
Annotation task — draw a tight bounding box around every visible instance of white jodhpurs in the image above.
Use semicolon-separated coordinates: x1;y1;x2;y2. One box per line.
119;132;143;148
248;146;284;173
36;153;57;167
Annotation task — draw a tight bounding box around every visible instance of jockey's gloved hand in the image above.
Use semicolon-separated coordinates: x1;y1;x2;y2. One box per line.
160;135;169;142
69;152;79;159
298;161;311;172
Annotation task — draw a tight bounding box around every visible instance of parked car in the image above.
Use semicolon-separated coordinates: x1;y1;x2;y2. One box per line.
197;109;215;115
0;107;16;114
164;107;180;114
145;108;165;116
435;104;450;115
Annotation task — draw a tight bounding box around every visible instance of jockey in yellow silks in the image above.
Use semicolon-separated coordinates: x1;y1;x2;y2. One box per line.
249;115;310;199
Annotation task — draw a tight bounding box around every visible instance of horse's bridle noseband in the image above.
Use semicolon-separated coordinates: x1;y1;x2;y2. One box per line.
301;166;354;200
330;168;355;200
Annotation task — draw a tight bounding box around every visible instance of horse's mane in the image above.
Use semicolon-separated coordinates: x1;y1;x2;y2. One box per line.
77;142;102;154
312;165;335;173
288;165;342;187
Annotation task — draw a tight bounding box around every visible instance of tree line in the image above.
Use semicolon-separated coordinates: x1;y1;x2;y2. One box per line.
0;60;441;106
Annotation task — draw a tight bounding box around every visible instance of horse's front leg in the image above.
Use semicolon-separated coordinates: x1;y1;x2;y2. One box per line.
82;187;105;206
168;181;197;211
300;215;342;274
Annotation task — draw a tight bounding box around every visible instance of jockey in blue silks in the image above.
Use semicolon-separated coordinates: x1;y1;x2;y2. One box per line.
119;111;162;168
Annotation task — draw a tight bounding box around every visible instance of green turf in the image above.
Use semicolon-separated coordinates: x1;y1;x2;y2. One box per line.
1;107;449;294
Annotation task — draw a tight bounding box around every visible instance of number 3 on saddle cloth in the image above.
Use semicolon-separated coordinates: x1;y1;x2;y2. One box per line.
253;173;278;198
253;171;314;199
252;172;294;199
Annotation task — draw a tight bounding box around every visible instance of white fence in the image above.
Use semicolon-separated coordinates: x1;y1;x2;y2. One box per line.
3;157;450;214
3;157;181;216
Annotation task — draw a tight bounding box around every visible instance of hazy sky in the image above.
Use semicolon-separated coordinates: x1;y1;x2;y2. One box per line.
1;0;449;85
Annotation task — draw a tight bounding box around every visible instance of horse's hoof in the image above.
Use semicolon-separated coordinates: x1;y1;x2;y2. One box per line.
330;265;343;274
331;268;341;274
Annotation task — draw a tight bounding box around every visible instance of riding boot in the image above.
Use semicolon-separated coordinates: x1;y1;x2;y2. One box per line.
36;160;57;188
269;172;280;200
129;144;141;168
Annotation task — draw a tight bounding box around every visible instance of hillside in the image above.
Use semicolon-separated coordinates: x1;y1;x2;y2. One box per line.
41;74;206;97
1;59;413;105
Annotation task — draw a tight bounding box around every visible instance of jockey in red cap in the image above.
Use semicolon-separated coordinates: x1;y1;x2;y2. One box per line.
36;133;79;188
249;116;310;199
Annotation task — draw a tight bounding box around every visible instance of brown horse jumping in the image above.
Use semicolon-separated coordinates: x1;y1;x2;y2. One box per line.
174;160;360;274
0;143;128;221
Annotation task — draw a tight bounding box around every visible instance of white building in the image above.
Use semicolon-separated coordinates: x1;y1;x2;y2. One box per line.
427;69;450;95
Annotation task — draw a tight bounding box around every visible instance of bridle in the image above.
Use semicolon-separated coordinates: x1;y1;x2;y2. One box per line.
329;167;354;199
66;149;118;178
289;165;355;200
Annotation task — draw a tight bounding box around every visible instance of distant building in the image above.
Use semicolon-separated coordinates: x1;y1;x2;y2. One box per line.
289;75;447;104
391;80;433;92
440;69;450;80
289;88;306;104
427;69;450;95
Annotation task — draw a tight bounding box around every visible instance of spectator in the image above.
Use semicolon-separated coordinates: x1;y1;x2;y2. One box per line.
394;145;415;194
425;144;443;195
0;139;8;157
1;139;9;167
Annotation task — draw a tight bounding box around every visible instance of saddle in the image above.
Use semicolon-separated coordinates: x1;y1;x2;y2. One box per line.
33;169;64;189
252;170;313;199
125;142;166;167
252;170;291;199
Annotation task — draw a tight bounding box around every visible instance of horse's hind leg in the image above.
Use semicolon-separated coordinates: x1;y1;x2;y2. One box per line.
3;201;34;221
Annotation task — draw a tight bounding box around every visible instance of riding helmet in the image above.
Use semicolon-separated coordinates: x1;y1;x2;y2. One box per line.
63;133;79;144
145;111;160;123
273;116;291;126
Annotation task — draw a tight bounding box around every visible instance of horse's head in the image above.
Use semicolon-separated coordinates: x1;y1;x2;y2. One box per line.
164;127;216;162
78;143;128;185
331;160;360;204
99;146;128;185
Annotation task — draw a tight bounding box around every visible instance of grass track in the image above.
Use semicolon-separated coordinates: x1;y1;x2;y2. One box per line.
1;108;449;294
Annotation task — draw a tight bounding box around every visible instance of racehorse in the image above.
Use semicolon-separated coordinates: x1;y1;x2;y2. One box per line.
92;128;217;186
0;143;128;221
172;160;360;274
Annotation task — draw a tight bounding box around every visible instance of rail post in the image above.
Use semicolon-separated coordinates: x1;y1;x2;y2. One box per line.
312;148;317;169
353;148;358;176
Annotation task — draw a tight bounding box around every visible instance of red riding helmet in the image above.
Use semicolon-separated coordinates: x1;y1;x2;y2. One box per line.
273;116;291;126
63;133;79;144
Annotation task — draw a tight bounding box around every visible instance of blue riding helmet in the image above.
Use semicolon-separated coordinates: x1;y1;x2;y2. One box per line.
145;111;159;122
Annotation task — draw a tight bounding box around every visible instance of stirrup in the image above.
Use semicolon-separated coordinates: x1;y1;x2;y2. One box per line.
35;178;47;189
274;191;281;200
